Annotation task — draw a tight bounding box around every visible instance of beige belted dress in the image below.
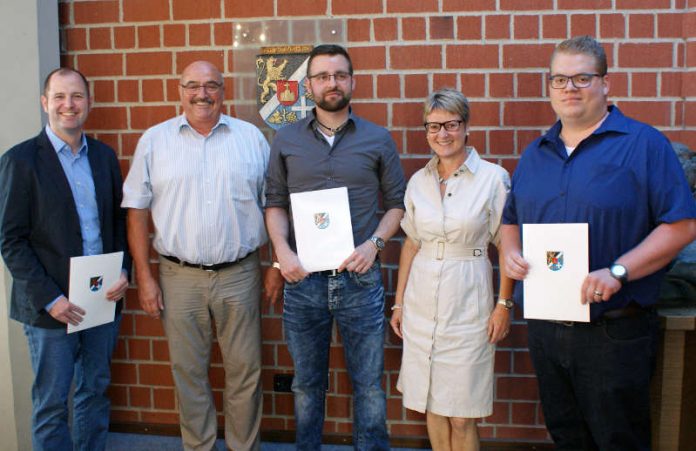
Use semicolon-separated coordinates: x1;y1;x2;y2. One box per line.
396;148;510;417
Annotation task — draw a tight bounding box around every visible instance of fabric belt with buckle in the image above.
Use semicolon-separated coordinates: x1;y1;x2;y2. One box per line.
162;253;250;272
419;241;486;261
549;303;649;327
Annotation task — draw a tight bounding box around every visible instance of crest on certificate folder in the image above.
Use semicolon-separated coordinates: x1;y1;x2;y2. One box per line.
256;46;314;129
546;251;564;271
89;276;103;292
290;187;355;272
522;224;589;322
314;212;330;229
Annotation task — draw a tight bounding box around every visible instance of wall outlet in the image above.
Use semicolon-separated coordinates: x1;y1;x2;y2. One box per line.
273;373;294;392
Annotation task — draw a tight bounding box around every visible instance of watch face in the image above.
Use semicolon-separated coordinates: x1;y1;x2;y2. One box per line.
610;264;628;283
371;236;385;250
611;264;626;277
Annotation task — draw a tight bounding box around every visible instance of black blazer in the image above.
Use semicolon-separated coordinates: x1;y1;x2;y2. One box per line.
0;130;131;328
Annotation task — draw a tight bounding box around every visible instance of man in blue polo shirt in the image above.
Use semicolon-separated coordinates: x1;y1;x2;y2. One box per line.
501;36;696;450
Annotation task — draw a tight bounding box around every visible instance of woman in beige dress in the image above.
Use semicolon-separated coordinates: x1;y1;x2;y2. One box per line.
390;88;514;450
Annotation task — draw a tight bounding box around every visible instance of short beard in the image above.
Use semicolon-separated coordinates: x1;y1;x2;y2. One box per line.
315;91;351;112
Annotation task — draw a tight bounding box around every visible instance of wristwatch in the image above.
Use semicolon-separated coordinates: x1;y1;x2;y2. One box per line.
609;263;628;285
497;298;514;310
370;236;385;251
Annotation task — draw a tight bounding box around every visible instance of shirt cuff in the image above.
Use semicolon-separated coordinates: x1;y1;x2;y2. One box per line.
44;295;63;313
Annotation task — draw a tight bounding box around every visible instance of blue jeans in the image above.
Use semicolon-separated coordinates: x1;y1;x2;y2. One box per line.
527;310;658;451
24;315;121;451
283;263;389;451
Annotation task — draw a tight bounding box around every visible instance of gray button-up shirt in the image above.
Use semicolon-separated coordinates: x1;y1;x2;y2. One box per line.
266;110;406;248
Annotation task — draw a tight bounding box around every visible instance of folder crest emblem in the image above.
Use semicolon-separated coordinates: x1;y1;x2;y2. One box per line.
89;275;103;292
546;251;564;271
314;212;330;230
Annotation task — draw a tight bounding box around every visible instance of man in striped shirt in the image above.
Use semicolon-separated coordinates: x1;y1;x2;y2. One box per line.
122;61;270;451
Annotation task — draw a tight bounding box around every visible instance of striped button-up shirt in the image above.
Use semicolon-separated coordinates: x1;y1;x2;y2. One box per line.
122;114;270;265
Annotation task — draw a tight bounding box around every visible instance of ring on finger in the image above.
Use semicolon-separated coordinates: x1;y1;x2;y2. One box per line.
593;290;603;297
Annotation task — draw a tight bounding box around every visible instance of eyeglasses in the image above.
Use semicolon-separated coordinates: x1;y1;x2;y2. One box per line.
549;73;601;89
424;120;464;134
180;82;223;94
307;72;352;84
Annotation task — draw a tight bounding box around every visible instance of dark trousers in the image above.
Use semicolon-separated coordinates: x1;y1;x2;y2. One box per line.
527;310;658;451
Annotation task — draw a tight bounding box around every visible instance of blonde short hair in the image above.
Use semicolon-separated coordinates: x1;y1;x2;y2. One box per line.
551;35;607;75
423;88;470;123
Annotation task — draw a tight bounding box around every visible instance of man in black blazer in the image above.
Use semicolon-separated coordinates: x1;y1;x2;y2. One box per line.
0;68;130;451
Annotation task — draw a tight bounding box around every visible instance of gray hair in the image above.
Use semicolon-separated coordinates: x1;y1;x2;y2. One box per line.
551;35;608;76
423;88;470;123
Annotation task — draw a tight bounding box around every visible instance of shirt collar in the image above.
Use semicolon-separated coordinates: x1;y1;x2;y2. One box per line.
424;146;481;176
45;125;88;156
177;114;230;134
306;107;356;133
541;105;629;144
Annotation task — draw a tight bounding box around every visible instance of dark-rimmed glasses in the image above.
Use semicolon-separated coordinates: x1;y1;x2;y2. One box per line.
180;82;223;95
424;120;464;134
549;73;601;89
307;72;352;84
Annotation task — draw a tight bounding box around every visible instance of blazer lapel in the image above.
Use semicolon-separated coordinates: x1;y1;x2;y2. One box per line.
35;131;79;218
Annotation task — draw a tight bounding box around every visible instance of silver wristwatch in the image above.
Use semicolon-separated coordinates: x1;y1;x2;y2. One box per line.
370;236;385;251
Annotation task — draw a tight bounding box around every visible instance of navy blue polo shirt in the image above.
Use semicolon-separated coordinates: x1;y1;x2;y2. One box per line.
503;106;696;319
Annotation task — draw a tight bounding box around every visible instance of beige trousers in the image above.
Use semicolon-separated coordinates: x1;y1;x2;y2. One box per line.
159;252;262;451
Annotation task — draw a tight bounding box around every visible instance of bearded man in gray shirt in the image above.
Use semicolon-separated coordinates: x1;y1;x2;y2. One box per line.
265;44;406;450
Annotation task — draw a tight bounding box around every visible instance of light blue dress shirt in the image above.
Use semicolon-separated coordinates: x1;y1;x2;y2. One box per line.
44;125;102;311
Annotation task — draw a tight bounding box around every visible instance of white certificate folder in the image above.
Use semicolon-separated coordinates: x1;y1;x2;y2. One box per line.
522;223;589;322
67;251;124;333
290;187;355;272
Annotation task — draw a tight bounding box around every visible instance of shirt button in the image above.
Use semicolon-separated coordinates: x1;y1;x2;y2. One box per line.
207;201;212;205
447;193;452;197
559;192;565;197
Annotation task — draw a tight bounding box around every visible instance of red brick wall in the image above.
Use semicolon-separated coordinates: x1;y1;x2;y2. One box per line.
59;0;695;444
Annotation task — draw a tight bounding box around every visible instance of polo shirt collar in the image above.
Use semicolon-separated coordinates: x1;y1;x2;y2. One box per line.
541;105;629;145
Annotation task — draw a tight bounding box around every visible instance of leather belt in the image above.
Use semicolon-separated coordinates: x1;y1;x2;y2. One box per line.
549;303;649;327
316;269;341;277
162;253;250;272
601;303;646;320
